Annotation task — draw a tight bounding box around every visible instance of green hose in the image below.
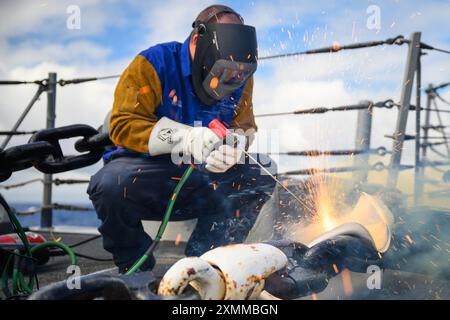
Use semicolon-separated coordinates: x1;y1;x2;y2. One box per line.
126;165;194;275
2;160;192;291
8;206;32;257
31;241;77;264
2;240;78;296
0;194;77;297
1;254;13;294
25;241;78;292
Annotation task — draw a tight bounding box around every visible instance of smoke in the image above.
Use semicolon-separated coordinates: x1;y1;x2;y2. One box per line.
247;168;449;298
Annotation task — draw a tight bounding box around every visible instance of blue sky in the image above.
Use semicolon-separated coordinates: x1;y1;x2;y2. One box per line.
0;0;449;202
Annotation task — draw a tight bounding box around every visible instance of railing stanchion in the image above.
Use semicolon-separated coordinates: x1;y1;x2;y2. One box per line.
353;100;373;185
387;32;422;189
413;54;423;205
41;72;57;229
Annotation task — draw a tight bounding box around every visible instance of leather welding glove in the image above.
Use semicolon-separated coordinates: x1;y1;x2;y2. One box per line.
148;117;220;164
205;132;252;173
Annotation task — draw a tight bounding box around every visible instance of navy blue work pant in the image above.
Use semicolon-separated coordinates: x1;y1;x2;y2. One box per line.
87;154;276;270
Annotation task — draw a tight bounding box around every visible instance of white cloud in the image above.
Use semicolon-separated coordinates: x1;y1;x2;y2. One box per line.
136;0;215;44
1;41;112;69
0;0;125;38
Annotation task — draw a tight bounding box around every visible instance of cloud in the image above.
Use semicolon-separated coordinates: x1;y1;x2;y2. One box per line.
136;0;215;44
0;0;125;38
0;41;112;69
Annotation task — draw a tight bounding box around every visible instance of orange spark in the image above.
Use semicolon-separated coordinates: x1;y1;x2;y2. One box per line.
332;41;341;51
332;264;339;274
405;234;414;245
175;233;182;246
139;85;150;95
341;269;353;296
210;77;219;89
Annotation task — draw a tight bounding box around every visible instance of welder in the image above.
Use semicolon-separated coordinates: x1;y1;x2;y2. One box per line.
87;5;276;273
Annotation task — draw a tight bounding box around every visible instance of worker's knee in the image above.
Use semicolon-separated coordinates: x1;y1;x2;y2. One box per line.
87;161;130;211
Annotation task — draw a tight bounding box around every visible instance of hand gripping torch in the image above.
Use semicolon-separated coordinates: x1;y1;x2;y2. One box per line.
208;119;304;205
126;119;302;274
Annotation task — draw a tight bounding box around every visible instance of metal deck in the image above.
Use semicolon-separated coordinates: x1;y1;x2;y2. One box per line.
32;229;186;289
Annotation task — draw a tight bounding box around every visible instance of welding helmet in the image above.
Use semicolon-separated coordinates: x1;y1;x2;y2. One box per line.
191;7;258;106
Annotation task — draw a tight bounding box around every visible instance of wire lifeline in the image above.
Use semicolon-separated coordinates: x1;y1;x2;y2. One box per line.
58;74;120;86
255;99;450;118
279;161;416;176
429;146;448;159
425;82;449;94
259;35;407;61
267;147;388;157
1;37;447;89
0;36;409;87
433;91;450;106
0;178;90;190
0;131;37;136
0;84;47;149
420;42;450;55
255;99;395;118
0;80;46;86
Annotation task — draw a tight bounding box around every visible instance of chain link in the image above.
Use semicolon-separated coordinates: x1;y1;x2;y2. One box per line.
0;124;112;182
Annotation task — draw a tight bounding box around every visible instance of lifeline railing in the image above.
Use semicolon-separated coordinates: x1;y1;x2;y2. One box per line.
0;32;449;226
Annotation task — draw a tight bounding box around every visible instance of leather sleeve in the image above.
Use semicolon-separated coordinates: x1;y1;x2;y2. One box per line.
109;55;162;153
230;77;258;132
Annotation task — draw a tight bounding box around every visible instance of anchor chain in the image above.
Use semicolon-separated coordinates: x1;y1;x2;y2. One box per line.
0;124;112;182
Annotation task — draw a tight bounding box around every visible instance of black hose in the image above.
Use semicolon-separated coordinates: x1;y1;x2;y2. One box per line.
68;234;102;249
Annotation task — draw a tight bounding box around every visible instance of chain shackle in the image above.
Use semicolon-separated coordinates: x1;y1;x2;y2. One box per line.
28;124;104;174
74;132;112;153
0;148;12;182
0;142;56;182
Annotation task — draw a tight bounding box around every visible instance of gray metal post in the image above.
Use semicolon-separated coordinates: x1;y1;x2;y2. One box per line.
0;85;46;149
41;73;57;228
353;100;373;184
387;32;421;188
415;84;433;203
421;84;433;161
431;92;450;157
413;51;422;205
